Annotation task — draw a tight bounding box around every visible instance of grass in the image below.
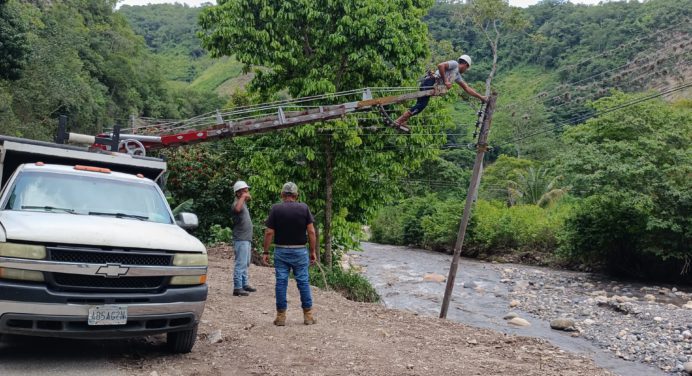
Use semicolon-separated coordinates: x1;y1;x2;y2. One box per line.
190;57;245;93
309;264;380;303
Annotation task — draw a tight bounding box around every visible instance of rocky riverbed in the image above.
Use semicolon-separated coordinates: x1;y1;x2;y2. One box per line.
352;242;692;376
499;266;692;375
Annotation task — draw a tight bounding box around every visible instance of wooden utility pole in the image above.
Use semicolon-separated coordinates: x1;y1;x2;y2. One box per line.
440;93;498;319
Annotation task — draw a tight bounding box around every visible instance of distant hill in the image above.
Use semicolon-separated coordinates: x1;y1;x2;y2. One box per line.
119;1;690;107
118;3;249;94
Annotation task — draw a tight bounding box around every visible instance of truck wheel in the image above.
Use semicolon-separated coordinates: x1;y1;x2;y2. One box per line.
166;324;198;354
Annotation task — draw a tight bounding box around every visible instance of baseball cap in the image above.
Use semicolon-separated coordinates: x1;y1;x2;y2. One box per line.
282;182;299;195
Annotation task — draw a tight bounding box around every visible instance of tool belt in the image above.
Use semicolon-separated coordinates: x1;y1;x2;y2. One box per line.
420;70;441;86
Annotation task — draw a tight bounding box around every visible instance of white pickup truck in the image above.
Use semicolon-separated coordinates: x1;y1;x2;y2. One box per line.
0;135;207;353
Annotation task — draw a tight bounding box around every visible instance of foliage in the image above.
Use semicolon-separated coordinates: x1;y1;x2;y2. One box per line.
508;166;567;207
171;198;194;216
468;199;572;253
118;3;212;82
0;0;224;140
419;199;465;251
198;0;449;262
309;265;379;303
480;155;534;202
208;224;232;245
189;56;245;93
0;0;30;81
556;92;691;274
163;143;241;241
370;196;572;254
369;205;405;245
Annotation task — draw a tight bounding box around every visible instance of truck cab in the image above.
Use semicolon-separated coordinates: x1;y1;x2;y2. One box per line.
0;136;207;353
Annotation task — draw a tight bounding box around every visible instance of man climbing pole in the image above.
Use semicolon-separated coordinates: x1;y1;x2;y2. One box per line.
395;54;488;127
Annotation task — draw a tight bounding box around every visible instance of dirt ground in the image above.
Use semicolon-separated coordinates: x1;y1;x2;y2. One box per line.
118;245;612;376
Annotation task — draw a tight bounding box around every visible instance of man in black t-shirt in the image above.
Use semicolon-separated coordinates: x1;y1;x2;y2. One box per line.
262;182;317;326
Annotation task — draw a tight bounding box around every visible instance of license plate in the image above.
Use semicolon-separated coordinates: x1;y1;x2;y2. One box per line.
88;305;128;325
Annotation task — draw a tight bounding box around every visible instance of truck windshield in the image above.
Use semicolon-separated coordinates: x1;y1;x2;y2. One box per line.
3;171;173;224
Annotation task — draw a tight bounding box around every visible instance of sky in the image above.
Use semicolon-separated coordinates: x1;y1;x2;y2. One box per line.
117;0;609;8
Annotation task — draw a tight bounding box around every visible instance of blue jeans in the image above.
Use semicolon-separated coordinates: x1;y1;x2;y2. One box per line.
409;76;437;115
233;240;251;290
274;247;313;310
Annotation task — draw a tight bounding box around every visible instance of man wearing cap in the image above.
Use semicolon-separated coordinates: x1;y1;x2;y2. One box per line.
262;182;317;326
394;54;488;129
231;180;256;296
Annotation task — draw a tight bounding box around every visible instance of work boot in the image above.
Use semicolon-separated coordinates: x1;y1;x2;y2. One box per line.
394;110;413;127
232;289;249;296
243;285;257;293
303;308;316;325
274;310;287;326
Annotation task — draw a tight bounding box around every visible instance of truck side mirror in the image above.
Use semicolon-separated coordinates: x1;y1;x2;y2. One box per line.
175;212;198;230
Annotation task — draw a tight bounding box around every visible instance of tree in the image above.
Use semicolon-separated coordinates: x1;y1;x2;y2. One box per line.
507;166;567;207
460;0;529;95
557;92;691;280
0;0;30;81
199;0;447;265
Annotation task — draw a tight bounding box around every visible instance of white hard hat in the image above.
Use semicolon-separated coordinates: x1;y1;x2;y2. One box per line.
458;54;472;67
233;180;250;193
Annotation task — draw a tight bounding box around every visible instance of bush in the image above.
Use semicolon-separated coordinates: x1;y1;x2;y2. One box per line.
309;265;379;303
420;199;464;251
467;200;571;253
208;224;232;245
369;205;404;244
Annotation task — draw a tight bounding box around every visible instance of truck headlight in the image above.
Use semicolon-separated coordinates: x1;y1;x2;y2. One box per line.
0;242;46;259
172;253;207;266
0;267;44;282
170;253;207;285
170;275;207;285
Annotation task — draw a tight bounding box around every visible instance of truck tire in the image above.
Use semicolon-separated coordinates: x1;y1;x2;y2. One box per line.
166;324;198;354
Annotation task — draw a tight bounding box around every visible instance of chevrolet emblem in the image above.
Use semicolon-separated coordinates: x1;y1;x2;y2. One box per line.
96;264;129;278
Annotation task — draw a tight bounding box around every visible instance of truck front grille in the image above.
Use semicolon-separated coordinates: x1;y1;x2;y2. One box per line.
45;246;173;292
52;273;165;290
49;248;172;266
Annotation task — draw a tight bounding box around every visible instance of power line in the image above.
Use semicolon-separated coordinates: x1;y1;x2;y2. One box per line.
492;82;692;149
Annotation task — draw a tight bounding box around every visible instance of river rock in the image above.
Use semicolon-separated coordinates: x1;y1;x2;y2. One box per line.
683;301;692;310
643;294;656;302
423;273;446;283
509;299;520;308
550;318;575;331
503;312;519;320
208;329;223;344
684;362;692;374
508;317;531;327
464;281;478;289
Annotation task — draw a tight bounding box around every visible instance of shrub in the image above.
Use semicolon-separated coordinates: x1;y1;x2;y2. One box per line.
467;199;572;253
309;265;379;303
420;199;464;251
369;205;404;245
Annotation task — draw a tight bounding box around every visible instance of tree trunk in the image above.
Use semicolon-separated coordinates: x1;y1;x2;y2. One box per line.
484;20;500;97
323;136;334;267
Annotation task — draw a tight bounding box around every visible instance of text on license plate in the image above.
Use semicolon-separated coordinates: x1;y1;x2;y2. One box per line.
88;305;128;325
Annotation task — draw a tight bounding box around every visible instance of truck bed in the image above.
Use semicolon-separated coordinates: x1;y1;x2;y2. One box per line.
0;135;166;186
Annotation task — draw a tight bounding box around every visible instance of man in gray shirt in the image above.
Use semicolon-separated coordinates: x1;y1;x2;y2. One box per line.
231;180;256;296
394;54;487;130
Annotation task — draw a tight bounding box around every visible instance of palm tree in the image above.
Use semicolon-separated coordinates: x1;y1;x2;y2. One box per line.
508;167;568;207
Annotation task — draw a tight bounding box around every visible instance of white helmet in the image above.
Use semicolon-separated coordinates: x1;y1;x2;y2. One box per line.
233;180;250;193
458;54;472;67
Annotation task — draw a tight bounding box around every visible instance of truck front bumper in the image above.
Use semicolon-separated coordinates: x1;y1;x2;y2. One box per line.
0;281;207;339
